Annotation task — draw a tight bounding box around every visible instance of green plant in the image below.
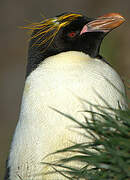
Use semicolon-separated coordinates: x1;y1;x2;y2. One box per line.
43;103;130;180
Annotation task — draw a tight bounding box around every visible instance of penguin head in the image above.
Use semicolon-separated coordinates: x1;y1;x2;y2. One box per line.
25;12;125;76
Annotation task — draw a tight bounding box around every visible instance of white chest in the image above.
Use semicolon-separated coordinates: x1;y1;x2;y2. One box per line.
8;51;126;180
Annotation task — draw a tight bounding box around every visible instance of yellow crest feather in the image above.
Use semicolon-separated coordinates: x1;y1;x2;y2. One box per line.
23;13;82;48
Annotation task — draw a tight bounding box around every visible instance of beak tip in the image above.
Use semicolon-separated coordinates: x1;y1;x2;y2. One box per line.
113;13;126;27
114;13;125;22
102;12;125;23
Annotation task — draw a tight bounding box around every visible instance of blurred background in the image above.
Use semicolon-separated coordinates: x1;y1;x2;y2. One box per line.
1;0;130;178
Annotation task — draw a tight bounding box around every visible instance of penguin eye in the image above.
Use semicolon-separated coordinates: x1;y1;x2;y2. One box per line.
67;32;77;38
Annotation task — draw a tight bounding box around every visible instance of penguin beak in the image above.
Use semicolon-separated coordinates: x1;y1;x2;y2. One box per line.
80;13;125;35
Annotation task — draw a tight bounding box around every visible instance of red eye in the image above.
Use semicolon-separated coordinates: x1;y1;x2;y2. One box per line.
68;32;77;38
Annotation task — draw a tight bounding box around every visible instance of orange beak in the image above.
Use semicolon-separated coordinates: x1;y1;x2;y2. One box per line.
80;13;125;35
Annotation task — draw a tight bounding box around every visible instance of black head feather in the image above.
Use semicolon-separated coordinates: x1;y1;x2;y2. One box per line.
26;12;107;77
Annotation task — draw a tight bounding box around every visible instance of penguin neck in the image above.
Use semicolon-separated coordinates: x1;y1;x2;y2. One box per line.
26;44;102;78
26;46;56;77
